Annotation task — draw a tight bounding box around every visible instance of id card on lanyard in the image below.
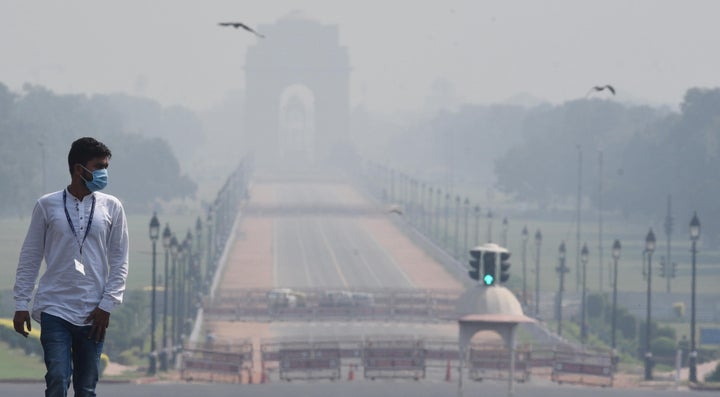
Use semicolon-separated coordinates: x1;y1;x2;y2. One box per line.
63;190;96;263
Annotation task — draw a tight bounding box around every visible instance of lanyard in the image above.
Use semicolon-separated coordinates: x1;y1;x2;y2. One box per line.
63;190;96;255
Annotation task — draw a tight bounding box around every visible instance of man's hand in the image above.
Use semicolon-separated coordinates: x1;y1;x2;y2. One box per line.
13;311;31;337
85;307;110;343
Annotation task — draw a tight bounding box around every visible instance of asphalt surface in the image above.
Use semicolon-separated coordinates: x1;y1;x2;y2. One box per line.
4;380;716;397
250;180;449;340
271;182;415;290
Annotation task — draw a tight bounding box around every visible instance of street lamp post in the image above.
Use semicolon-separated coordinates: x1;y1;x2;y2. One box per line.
421;183;427;230
454;195;460;257
435;189;442;241
174;238;184;350
486;210;493;243
644;228;656;381
148;213;160;375
428;187;434;235
195;216;203;277
534;229;542;317
463;198;470;256
556;241;567;336
611;239;621;351
521;226;529;308
502;217;508;247
474;205;481;246
205;207;213;289
444;193;450;246
184;230;194;333
169;236;179;354
160;224;172;371
580;243;589;344
689;213;700;383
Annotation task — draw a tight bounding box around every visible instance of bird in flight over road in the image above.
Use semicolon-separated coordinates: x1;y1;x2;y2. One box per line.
218;22;265;38
587;84;616;97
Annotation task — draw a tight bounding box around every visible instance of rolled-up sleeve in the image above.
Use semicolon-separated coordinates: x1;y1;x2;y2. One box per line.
98;201;129;313
14;202;46;311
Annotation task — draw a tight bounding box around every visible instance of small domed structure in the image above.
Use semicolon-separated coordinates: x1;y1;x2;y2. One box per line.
456;285;529;322
455;285;536;395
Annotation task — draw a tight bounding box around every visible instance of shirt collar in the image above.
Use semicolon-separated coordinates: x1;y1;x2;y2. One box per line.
65;187;94;202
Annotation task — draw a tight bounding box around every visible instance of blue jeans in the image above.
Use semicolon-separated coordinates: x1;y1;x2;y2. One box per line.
40;312;104;397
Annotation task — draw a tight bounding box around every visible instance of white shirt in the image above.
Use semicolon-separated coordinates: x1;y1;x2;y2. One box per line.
13;188;129;325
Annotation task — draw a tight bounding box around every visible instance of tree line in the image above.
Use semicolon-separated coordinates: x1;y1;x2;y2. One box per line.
378;87;720;246
0;83;197;215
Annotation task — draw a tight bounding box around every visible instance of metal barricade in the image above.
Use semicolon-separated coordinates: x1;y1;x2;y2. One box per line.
551;349;613;387
467;344;531;382
276;341;342;381
180;343;253;383
203;287;461;322
363;338;426;380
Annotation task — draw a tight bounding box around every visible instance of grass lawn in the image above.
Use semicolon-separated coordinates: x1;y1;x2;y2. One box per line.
0;341;44;380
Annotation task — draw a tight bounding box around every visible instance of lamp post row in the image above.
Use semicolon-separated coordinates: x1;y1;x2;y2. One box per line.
372;163;702;383
147;213;206;374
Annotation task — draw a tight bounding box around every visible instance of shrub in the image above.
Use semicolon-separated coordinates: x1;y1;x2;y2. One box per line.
651;337;677;357
586;293;605;318
705;362;720;382
100;354;109;378
117;348;139;366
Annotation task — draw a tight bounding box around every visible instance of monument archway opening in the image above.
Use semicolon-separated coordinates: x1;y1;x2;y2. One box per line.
278;84;316;164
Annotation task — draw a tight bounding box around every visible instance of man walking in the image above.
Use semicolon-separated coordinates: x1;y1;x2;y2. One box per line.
13;137;129;396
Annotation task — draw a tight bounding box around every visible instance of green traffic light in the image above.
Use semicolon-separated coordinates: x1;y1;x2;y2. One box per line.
483;274;495;286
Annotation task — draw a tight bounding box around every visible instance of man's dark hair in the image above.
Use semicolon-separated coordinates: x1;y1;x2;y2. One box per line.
67;137;112;175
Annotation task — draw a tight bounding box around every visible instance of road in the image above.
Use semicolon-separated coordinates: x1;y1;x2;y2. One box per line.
3;380;715;397
269;180;432;289
207;175;462;346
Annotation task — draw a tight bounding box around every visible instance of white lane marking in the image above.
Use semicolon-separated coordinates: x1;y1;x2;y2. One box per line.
335;218;383;287
318;220;350;288
366;231;417;288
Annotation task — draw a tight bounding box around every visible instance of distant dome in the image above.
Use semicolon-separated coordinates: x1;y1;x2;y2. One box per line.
456;285;524;317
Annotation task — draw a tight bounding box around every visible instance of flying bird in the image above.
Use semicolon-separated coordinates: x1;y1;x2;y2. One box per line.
587;84;616;97
388;204;403;215
218;22;265;38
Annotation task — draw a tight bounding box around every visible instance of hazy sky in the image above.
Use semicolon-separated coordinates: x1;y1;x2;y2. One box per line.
2;0;719;113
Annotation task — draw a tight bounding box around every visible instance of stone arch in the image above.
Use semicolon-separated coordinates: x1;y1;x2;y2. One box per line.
244;16;351;166
278;84;316;162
